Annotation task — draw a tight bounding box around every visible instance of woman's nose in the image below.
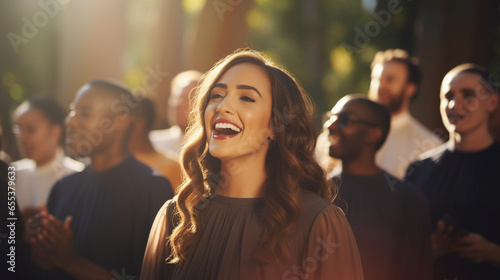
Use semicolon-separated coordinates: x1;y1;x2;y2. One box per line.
216;95;234;115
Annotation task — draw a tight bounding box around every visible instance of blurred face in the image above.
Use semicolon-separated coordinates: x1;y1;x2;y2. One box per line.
65;86;124;157
326;100;379;160
14;107;61;166
369;61;410;113
176;81;197;131
440;72;498;136
204;63;273;162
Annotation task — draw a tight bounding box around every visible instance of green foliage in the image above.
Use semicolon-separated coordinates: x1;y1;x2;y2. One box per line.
248;0;418;127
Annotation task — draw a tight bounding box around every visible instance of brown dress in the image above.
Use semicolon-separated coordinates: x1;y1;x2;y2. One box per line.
141;190;364;280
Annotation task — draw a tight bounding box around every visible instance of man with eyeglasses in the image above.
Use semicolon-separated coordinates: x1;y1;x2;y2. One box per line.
327;94;432;280
368;49;443;179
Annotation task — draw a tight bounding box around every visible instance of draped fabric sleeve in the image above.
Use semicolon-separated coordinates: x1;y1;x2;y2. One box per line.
140;199;176;280
303;204;364;280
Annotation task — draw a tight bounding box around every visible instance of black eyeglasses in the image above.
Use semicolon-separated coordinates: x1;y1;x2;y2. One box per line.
323;111;380;128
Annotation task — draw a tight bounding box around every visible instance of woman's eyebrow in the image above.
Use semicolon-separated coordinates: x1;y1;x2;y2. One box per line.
212;83;227;90
237;85;262;98
212;83;262;98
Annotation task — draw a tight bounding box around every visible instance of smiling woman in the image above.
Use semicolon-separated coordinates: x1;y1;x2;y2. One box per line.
141;49;364;280
204;62;274;172
11;97;84;221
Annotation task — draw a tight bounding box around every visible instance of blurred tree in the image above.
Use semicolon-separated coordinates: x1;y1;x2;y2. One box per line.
142;0;254;128
184;0;255;71
56;0;128;106
248;0;419;127
413;0;500;141
248;0;500;140
0;0;58;160
2;0;499;144
141;0;184;128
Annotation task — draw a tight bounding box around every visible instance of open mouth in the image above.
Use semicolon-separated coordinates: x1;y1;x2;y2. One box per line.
213;121;242;139
447;112;467;124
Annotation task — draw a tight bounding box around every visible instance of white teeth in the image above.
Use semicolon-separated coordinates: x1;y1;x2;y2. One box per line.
215;122;241;132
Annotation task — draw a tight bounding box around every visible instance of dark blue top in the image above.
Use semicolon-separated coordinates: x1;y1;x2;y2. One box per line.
406;142;500;280
45;155;174;280
334;171;432;280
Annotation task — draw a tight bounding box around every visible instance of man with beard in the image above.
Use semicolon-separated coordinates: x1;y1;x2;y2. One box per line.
368;49;442;178
29;80;174;279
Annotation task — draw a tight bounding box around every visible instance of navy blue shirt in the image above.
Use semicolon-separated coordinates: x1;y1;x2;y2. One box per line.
334;171;432;280
406;142;500;280
46;155;174;280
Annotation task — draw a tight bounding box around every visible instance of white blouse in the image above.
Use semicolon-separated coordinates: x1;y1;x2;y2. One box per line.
12;148;84;211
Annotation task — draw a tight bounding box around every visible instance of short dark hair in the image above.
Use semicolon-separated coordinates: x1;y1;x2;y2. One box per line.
371;49;422;93
87;79;135;97
85;79;138;147
346;95;391;150
444;63;499;94
23;96;66;145
135;97;156;132
28;96;66;126
87;79;138;116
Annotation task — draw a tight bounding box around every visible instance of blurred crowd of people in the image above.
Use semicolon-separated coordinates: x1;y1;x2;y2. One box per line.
0;48;499;280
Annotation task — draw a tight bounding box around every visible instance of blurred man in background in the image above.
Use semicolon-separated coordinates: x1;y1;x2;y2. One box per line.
150;70;202;158
369;49;442;178
327;94;432;280
29;80;173;279
129;96;182;191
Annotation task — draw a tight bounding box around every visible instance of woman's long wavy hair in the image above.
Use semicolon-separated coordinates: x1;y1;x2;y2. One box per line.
168;49;337;263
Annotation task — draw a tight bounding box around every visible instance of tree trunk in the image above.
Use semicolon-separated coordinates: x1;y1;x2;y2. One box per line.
413;0;500;141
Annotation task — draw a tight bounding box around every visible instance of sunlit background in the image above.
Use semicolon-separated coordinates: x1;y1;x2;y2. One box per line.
1;0;500;160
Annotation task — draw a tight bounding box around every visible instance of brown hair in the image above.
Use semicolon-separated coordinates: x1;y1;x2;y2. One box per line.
371;49;421;86
169;49;336;263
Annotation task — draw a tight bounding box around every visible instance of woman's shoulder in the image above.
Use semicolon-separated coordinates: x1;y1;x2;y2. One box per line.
298;190;332;213
297;190;344;229
153;197;179;233
164;196;178;214
294;191;364;278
